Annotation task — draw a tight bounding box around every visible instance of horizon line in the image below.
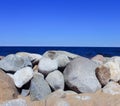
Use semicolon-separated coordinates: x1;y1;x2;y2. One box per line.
0;45;120;48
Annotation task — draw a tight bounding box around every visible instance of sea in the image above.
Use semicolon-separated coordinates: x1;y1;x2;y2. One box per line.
0;47;120;58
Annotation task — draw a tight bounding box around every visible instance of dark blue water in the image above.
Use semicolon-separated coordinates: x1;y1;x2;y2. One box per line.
0;47;120;58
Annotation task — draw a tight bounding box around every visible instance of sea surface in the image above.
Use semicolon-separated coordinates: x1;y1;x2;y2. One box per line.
0;47;120;58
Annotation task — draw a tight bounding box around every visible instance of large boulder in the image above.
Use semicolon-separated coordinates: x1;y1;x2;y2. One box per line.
43;50;78;67
30;73;51;100
102;81;120;95
38;57;58;75
0;69;18;101
63;56;101;93
0;54;32;72
13;67;33;88
0;99;27;106
46;70;64;90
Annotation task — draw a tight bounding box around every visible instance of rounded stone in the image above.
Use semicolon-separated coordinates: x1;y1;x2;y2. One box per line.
46;70;64;90
64;56;101;93
38;57;58;75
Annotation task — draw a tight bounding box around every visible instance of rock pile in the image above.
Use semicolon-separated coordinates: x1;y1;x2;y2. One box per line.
0;51;120;106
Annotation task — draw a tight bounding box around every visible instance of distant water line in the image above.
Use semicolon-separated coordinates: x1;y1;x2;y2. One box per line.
0;46;120;58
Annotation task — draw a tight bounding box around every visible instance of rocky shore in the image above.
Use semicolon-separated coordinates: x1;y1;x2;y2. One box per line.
0;50;120;106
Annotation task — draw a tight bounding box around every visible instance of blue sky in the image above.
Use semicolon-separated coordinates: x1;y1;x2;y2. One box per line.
0;0;120;46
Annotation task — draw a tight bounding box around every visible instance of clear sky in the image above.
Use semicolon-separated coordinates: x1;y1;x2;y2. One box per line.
0;0;120;47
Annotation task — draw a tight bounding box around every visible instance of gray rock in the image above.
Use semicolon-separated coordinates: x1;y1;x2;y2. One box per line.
21;89;30;97
30;73;51;100
43;50;78;67
55;54;70;68
13;67;33;88
63;56;101;93
16;52;42;65
0;54;32;72
43;50;78;59
46;70;64;90
102;81;120;95
0;99;27;106
38;57;58;75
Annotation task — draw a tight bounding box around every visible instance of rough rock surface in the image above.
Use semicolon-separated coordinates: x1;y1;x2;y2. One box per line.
30;73;51;100
95;66;111;86
0;54;32;72
0;69;18;101
46;70;64;90
0;99;27;106
63;56;101;93
38;57;58;75
104;57;120;81
102;81;120;95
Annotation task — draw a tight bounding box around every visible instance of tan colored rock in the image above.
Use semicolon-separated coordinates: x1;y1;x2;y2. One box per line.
91;54;105;65
0;69;18;102
33;65;38;72
95;66;110;86
0;56;4;60
6;90;120;106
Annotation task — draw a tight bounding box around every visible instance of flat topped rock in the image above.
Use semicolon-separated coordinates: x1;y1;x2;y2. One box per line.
0;54;32;72
64;56;101;93
43;50;78;59
43;50;78;67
